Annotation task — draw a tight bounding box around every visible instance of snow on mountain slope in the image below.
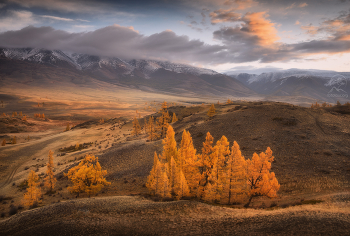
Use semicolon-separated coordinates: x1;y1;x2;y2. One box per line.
0;48;218;76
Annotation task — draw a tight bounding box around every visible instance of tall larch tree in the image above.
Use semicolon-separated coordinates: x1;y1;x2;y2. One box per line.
168;156;190;199
207;104;216;118
171;113;178;123
155;102;170;139
203;156;220;203
179;130;200;196
132;117;141;136
197;132;214;199
220;141;248;204
66;154;110;197
22;170;42;207
204;136;230;202
45;150;57;193
146;153;171;198
147;116;157;141
161;125;178;164
1;139;5;146
146;152;160;195
245;147;280;207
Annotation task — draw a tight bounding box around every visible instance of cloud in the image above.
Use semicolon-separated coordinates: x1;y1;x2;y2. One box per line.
210;8;241;24
0;25;225;64
225;65;283;74
7;0;112;13
295;20;300;25
301;10;350;40
285;2;308;10
301;24;319;35
41;15;74;22
0;10;37;31
223;0;257;10
1;18;350;66
213;12;280;46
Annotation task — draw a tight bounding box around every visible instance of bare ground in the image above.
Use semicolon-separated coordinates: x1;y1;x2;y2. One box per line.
1;192;350;236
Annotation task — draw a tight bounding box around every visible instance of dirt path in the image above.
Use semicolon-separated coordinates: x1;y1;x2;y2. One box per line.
0;134;65;189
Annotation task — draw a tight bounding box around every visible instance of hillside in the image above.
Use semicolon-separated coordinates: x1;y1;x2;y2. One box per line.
1;101;350;235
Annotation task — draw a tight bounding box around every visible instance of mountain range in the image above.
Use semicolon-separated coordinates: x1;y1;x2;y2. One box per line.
0;48;254;98
230;69;350;103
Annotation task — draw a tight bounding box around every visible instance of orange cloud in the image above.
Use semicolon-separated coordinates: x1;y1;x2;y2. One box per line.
299;3;308;8
242;12;280;46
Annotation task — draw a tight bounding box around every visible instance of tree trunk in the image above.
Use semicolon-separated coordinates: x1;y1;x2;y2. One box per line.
244;195;254;208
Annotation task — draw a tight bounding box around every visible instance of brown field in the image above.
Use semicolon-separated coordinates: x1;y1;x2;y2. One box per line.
1;92;350;235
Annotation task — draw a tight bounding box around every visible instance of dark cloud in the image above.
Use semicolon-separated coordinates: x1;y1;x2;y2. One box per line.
0;25;224;63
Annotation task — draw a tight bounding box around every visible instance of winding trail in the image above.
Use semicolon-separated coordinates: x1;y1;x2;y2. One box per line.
0;133;65;189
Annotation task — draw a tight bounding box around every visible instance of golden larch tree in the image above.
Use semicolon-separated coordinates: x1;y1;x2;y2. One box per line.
168;156;190;199
203;136;230;202
203;157;220;203
146;153;171;198
179;130;200;197
207;104;216;117
1;139;6;146
245;147;280;207
155;102;170;139
45;150;57;193
171;113;178;123
66;154;110;197
161;125;178;164
12;136;16;144
22;115;27;121
22;170;42;207
66;123;70;131
146;152;160;195
131;117;141;136
147;116;157;141
75;143;80;150
220;141;248;204
19;111;23;116
197;132;214;199
143;118;147;134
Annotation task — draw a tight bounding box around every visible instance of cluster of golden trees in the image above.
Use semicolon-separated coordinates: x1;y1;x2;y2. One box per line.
34;113;45;119
132;102;178;141
22;151;56;206
22;150;110;207
146;125;280;207
1;136;17;146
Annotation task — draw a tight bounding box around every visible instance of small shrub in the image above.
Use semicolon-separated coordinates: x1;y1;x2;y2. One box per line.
9;205;18;216
301;199;323;205
272;117;283;121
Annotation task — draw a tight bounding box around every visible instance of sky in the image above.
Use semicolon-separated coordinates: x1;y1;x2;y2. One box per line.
0;0;350;73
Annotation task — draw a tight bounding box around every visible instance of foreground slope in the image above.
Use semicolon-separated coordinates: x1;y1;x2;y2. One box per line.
1;194;350;236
